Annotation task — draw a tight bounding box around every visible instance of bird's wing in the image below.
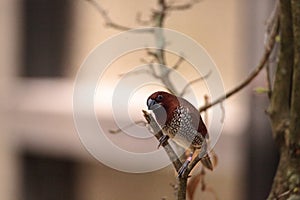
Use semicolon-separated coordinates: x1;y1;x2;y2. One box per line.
179;97;208;138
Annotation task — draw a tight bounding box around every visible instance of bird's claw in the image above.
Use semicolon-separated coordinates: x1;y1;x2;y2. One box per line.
157;135;169;149
178;152;193;178
177;159;190;178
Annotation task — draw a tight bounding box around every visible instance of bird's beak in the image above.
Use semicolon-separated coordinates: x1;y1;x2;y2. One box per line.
147;98;156;110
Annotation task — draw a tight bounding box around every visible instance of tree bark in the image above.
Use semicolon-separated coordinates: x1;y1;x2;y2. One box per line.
177;177;188;200
267;0;300;199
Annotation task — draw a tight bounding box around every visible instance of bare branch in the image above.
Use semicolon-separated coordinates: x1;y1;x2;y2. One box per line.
143;49;182;95
86;0;134;31
276;189;292;199
264;0;279;99
109;120;147;134
266;0;294;159
141;59;162;76
148;63;161;78
204;95;209;124
179;70;212;96
136;12;153;26
119;62;170;81
142;110;182;171
146;48;160;60
265;0;280;34
168;0;201;11
265;61;273;99
199;5;279;112
140;57;152;64
172;56;184;70
119;68;152;77
290;0;300;146
105;22;133;31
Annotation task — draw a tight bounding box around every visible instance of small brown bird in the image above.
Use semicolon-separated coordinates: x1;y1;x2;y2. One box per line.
147;91;213;177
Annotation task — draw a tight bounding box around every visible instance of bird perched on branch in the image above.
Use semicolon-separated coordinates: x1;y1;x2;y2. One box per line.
147;91;213;177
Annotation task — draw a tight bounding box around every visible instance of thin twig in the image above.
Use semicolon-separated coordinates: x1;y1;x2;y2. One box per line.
168;0;201;11
148;63;161;78
146;48;160;60
179;70;212;96
276;189;292;199
109;120;147;134
118;69;151;77
265;61;273;99
265;0;280;34
86;0;133;31
204;95;209;125
172;56;184;70
264;1;279;100
199;5;279;112
136;12;152;26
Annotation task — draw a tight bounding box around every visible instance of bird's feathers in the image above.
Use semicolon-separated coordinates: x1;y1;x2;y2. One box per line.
147;91;207;138
147;91;213;171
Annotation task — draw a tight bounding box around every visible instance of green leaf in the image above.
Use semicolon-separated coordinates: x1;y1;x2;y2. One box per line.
275;35;281;42
254;87;269;94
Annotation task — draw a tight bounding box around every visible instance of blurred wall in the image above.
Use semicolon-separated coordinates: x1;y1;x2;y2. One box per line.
0;0;22;200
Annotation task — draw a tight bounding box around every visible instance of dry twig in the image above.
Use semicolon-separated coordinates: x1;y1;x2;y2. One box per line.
179;70;212;96
199;4;279;112
109;120;147;134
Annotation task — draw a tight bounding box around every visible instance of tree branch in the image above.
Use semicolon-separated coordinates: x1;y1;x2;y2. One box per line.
267;1;297;199
142;110;182;171
108;120;147;134
268;0;294;143
171;56;184;70
290;0;300;147
167;0;201;11
86;0;134;31
265;61;273;99
199;5;279;112
179;70;212;96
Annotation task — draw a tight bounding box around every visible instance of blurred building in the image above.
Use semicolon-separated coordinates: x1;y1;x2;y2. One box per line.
0;0;277;200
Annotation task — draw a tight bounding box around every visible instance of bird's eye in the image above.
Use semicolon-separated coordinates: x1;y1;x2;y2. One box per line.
156;94;163;101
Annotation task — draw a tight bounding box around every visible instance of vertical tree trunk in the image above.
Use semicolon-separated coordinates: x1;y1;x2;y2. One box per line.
268;0;300;199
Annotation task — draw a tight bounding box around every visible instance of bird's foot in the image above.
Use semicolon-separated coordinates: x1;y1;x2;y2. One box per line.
177;152;193;178
177;160;190;178
157;135;169;149
201;154;213;171
198;141;214;170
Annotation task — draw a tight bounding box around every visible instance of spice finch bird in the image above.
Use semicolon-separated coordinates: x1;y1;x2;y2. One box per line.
147;91;213;177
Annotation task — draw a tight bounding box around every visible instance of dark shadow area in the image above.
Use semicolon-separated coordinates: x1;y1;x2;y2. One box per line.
22;152;77;200
21;0;72;77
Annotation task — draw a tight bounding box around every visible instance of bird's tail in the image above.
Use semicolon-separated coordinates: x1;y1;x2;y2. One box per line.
201;154;213;170
198;139;213;170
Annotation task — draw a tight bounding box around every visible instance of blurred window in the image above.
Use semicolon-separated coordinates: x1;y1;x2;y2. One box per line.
22;153;76;200
21;0;71;77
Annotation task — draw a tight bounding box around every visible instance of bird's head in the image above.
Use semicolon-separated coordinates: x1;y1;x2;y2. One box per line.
147;91;178;110
147;91;179;125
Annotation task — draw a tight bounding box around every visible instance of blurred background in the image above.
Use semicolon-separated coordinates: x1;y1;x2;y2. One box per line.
0;0;278;199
